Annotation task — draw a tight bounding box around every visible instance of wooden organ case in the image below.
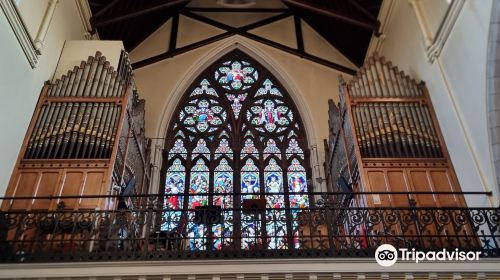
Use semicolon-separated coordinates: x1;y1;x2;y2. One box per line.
3;51;151;211
325;54;466;209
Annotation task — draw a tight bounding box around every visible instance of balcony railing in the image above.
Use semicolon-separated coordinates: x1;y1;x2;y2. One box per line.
0;193;499;263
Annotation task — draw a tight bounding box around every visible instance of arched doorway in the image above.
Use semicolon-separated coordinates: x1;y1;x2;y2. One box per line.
160;49;312;251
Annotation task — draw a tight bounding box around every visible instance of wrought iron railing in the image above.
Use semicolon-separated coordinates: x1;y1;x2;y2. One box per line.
0;193;499;263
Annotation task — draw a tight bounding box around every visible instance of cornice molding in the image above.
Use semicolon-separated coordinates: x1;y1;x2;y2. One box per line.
425;0;465;62
365;0;397;62
75;0;99;40
409;0;466;63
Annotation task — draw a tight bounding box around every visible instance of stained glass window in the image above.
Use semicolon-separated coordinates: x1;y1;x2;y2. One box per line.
163;159;185;231
163;50;310;251
241;158;261;250
215;138;233;159
215;60;258;90
187;159;210;250
264;159;287;249
213;159;233;250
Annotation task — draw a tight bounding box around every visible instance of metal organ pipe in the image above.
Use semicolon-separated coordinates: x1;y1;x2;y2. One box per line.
23;51;134;160
334;54;443;159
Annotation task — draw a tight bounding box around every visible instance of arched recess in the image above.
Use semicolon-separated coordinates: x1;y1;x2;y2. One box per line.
150;36;322;194
487;1;500;196
161;49;312;250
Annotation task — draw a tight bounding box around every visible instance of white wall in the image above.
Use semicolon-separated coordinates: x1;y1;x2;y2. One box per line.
0;0;87;195
378;0;497;207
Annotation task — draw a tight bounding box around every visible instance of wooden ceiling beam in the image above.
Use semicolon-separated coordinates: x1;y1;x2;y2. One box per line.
92;0;121;20
92;0;190;28
240;12;292;31
281;0;378;31
181;10;235;31
132;32;233;69
180;10;292;32
238;32;357;75
348;0;378;22
294;15;304;53
169;14;180;52
133;8;357;74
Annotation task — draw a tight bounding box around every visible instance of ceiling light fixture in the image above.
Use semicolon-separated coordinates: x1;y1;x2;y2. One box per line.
217;0;257;8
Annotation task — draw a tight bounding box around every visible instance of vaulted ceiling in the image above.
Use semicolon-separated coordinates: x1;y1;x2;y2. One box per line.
88;0;382;72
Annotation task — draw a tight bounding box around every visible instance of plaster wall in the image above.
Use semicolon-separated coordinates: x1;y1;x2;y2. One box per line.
379;0;497;206
177;15;224;48
130;19;172;63
0;0;87;195
419;0;450;38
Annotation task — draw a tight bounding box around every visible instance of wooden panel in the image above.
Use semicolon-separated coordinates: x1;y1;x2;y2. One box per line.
31;171;60;209
79;171;106;209
386;170;411;207
365;170;391;206
407;170;435;207
58;171;84;209
298;223;330;249
8;172;39;210
429;170;462;207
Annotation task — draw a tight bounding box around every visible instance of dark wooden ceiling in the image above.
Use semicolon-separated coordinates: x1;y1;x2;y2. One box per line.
88;0;382;68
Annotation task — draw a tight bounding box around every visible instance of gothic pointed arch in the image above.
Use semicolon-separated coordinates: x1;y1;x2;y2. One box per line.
161;49;311;250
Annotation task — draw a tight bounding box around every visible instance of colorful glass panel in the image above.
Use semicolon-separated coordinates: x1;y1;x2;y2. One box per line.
215;60;258;90
255;79;283;97
190;78;218;97
187;159;209;250
241;158;261;250
162;159;185;231
264;159;286;249
288;159;308;208
226;93;247;118
187;99;221;132
288;159;309;249
240;138;258;159
215;138;233;159
286;139;304;159
248;100;290;133
182;86;227;134
264;139;281;159
168;139;187;159
192;139;210;159
213;159;233;250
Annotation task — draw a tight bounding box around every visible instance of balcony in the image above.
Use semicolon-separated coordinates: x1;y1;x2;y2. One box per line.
1;193;499;264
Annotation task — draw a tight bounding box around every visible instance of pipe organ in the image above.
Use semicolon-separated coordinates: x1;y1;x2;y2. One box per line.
3;50;151;211
325;54;466;208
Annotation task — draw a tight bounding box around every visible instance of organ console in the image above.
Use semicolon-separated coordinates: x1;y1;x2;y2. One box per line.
325;53;466;209
2;50;151;211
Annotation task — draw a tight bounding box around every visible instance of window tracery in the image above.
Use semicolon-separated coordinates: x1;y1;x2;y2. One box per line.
162;50;310;250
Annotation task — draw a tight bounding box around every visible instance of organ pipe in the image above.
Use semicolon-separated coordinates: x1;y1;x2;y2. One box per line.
324;53;464;209
24;51;134;160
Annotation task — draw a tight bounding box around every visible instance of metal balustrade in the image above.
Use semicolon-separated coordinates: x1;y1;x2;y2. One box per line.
0;193;498;263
